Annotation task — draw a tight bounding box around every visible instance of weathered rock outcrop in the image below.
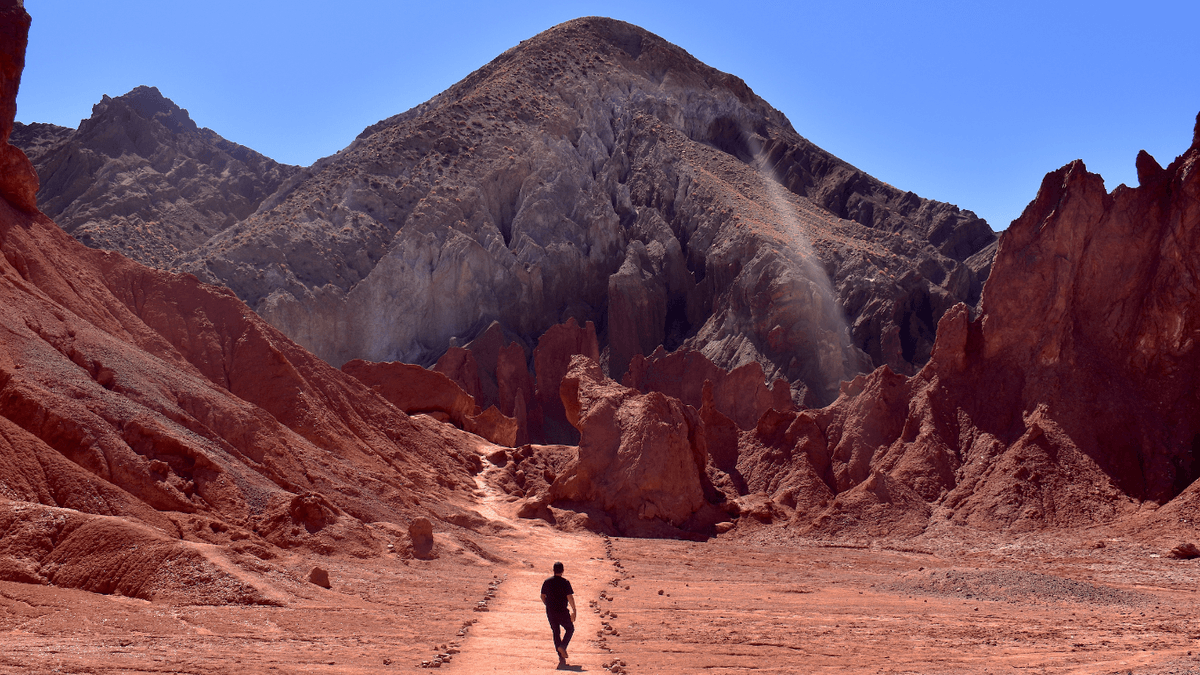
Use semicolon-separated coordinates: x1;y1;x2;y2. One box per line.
428;317;603;445
430;321;541;445
0;8;484;599
550;355;711;535
624;346;795;428
342;358;519;446
11;86;299;268
0;0;36;212
533;318;600;443
716;112;1200;536
343;359;478;426
0;500;286;604
84;17;999;406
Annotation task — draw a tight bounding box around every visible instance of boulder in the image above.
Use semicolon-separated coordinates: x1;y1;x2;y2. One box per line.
308;566;332;588
551;356;708;533
409;517;435;558
1169;543;1200;560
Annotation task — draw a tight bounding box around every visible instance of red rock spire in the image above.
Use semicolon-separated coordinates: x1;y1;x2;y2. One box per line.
0;0;37;212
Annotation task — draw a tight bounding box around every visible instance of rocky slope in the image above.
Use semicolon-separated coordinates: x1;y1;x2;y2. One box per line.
471;111;1200;539
4;0;1198;554
11;86;299;268
41;17;991;407
0;4;490;601
701;112;1200;536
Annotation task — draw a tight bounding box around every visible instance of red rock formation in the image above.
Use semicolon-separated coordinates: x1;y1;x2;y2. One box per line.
0;1;36;213
0;500;285;604
464;406;519;448
733;113;1200;535
342;358;519;446
433;346;484;403
532;318;600;444
0;7;482;598
432;318;601;445
343;359;477;426
551;355;711;535
497;341;540;444
357;317;792;456
433;321;541;444
0;187;483;546
624;347;796;430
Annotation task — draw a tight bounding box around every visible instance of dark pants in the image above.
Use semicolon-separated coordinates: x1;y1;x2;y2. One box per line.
547;609;574;653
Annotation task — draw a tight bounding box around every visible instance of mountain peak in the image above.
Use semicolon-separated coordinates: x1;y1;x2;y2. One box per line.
168;17;995;399
91;85;198;134
12;84;298;268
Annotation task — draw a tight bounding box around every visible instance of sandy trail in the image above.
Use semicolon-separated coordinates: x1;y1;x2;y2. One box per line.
447;476;613;672
5;460;1200;673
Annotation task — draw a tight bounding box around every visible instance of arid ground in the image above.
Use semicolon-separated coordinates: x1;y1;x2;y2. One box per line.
4;473;1200;675
3;7;1200;675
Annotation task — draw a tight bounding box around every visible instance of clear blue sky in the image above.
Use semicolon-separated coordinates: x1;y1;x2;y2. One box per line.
16;0;1200;231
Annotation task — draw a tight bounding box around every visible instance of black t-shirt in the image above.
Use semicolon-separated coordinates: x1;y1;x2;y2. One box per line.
541;575;574;613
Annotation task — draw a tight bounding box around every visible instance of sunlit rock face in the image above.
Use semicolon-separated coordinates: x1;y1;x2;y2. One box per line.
20;18;994;405
0;0;37;213
747;113;1200;535
553;355;708;535
173;18;993;405
0;0;486;597
11;86;299;269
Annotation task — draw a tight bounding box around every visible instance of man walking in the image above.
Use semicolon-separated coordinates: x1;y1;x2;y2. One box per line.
540;561;576;664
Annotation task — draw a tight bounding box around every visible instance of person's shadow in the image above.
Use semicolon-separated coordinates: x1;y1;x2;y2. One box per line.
555;664;584;672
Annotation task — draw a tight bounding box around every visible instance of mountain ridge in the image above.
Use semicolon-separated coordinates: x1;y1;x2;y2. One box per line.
11;85;300;268
15;16;997;408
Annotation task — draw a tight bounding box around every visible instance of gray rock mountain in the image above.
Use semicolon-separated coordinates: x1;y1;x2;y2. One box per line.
12;86;299;268
18;19;996;406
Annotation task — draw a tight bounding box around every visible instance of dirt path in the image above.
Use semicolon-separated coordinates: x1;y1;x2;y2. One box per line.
6;463;1200;673
446;477;614;672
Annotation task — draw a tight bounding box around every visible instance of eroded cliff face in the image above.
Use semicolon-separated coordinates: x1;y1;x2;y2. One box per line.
0;6;485;598
11;86;299;268
0;0;36;213
128;17;997;406
727;113;1200;535
551;355;710;536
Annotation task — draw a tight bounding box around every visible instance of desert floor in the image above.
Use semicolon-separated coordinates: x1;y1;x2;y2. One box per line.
4;485;1200;674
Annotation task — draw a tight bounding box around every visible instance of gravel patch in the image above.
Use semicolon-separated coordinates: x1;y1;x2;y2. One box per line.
887;569;1148;606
